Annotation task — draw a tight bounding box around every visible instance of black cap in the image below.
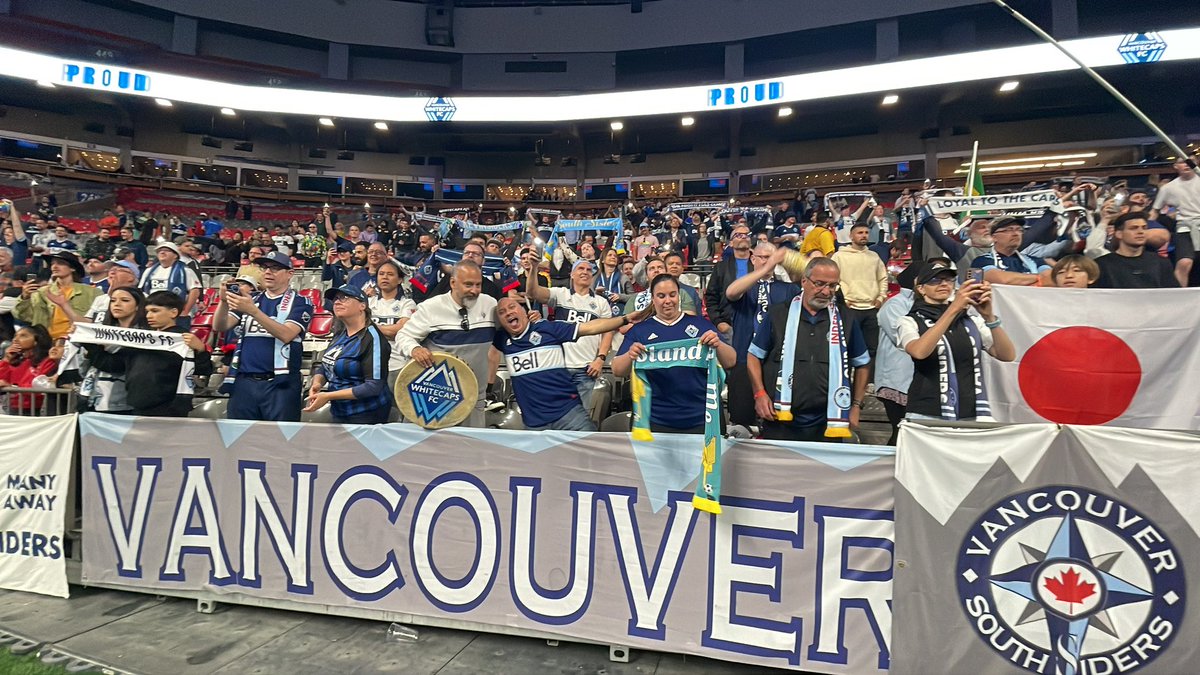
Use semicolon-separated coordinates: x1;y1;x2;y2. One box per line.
916;261;958;286
46;251;85;279
324;284;368;304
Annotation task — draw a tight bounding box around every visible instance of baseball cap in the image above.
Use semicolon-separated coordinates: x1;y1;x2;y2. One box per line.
113;260;140;277
916;261;958;286
989;216;1026;233
324;284;367;304
255;251;293;269
571;259;595;273
336;241;355;253
156;241;181;256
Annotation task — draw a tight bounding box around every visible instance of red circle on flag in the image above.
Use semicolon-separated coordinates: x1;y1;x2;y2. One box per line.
1017;327;1141;424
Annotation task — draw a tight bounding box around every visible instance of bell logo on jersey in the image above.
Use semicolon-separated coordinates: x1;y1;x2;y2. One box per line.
506;346;565;376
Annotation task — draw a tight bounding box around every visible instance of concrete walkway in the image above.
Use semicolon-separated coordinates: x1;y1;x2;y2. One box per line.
0;586;796;674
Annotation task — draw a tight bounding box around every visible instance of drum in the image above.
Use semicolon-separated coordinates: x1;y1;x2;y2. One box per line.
393;351;478;429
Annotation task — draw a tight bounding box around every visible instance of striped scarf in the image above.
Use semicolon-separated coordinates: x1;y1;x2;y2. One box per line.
775;295;853;438
911;303;992;420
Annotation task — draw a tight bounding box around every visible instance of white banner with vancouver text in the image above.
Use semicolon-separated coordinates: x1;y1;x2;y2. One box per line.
80;414;895;673
0;414;76;598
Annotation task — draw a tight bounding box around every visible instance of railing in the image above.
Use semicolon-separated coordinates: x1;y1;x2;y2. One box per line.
0;387;77;416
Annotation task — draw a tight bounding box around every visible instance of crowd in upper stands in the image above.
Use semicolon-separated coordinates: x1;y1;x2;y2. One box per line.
0;154;1195;441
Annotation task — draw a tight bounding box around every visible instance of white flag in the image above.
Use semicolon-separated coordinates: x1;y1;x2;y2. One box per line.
985;285;1200;430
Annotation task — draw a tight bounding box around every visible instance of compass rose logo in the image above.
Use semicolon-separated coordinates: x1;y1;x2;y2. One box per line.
957;486;1185;675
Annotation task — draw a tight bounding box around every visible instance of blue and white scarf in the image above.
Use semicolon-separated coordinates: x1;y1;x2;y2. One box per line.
911;304;992;421
141;261;189;299
221;289;297;390
775;294;852;438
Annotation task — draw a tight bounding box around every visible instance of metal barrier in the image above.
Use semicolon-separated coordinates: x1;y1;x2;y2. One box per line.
0;387;77;416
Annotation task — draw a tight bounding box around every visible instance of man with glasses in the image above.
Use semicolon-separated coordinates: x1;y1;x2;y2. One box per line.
412;241;518;303
214;251;314;421
704;222;754;341
396;260;497;428
969;217;1052;286
722;242;800;429
747;258;870;442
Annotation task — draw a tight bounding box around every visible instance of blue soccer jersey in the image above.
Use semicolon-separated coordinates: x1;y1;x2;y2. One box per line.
315;324;392;418
616;314;717;429
236;290;313;374
494;320;582;428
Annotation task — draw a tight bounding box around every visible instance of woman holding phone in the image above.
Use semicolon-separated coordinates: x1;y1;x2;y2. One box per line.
896;261;1015;422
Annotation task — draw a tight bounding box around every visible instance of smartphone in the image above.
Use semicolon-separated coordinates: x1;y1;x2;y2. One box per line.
26;274;37;283
226;283;242;295
971;269;985;284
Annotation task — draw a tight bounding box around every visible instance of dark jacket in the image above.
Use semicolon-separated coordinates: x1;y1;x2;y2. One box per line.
125;326;212;416
704;254;752;328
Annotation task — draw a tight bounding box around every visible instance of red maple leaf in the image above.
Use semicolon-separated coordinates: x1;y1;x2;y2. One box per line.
1044;567;1096;609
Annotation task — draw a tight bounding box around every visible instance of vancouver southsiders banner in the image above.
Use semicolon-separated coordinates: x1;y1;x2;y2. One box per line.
986;286;1200;430
0;414;75;598
80;415;895;673
892;423;1199;675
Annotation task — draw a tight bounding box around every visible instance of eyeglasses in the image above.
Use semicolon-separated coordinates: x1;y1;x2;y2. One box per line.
923;277;955;287
731;232;750;239
458;306;470;330
804;279;840;291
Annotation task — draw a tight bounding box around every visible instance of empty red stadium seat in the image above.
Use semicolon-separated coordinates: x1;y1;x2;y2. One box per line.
298;288;323;307
308;314;335;337
190;326;212;343
191;312;214;327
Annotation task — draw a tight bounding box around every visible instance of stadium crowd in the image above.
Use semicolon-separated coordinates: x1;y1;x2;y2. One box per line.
0;154;1195;442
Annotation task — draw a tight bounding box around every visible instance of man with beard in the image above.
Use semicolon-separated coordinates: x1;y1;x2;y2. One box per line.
395;260;497;428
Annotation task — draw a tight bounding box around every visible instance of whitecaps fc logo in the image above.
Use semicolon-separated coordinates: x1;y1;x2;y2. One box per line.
408;361;464;423
424;97;457;122
957;486;1184;674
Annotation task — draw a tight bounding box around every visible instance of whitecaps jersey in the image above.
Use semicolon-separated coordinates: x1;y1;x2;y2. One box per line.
370;294;417;371
494;320;581;428
547;286;612;368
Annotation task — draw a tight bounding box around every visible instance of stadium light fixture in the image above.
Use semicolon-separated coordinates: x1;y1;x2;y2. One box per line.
882;94;899;105
681;116;695;127
374;121;388;131
610;121;624;131
999;80;1021;92
220;107;236;116
36;80;55;88
778;107;793;118
319;117;335;127
155;98;173;107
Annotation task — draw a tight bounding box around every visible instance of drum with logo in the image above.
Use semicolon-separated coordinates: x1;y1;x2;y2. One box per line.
393;351;478;429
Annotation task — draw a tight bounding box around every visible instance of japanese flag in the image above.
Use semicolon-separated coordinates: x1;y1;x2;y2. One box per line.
985;285;1200;430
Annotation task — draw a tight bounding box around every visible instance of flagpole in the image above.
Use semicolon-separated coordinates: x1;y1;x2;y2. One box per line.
966;140;980;197
991;0;1195;168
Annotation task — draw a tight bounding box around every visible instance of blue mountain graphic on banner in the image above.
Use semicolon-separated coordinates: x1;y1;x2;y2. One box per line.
215;418;255;448
762;439;893;471
448;427;590;454
632;433;703;513
79;413;137;444
409;362;463;424
344;424;436;461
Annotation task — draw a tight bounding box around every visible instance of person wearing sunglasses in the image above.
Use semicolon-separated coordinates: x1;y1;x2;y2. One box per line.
395;260;497;428
897;262;1015;422
306;284;394;425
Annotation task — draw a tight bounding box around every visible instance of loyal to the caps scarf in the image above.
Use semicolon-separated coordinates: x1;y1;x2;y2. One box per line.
629;337;727;515
775;294;852;438
910;301;992;421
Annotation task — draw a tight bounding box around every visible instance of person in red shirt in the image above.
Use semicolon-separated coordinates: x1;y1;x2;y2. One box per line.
0;325;58;411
